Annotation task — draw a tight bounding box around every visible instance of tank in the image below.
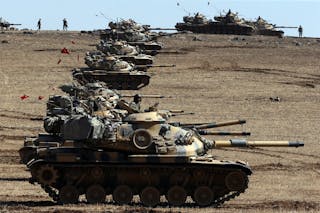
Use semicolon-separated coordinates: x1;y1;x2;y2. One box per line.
175;11;254;35
72;52;151;90
73;68;150;90
247;16;284;37
19;95;303;207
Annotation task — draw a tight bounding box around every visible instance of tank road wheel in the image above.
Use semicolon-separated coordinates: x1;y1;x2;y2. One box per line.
225;171;247;192
58;185;79;204
132;129;153;150
113;185;133;205
86;184;106;203
140;186;160;207
166;185;187;206
37;165;58;186
193;186;214;207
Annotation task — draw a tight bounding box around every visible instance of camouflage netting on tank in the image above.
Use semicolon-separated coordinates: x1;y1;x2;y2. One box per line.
44;116;64;134
183;13;209;24
85;51;111;69
47;95;73;115
85;51;133;71
63;115;105;140
108;19;147;32
101;29;153;42
97;40;139;56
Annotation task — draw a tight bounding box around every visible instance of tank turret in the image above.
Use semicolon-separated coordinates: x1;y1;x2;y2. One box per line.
101;29;154;42
97;40;154;65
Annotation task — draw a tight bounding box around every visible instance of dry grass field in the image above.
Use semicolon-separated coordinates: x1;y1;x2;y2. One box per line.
0;31;319;212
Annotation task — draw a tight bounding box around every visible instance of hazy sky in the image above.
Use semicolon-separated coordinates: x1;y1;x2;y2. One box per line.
1;0;319;37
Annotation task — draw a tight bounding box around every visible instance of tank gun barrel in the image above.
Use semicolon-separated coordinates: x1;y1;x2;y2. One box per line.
0;23;21;26
169;110;184;113
274;26;298;29
214;139;304;148
148;28;177;31
170;122;211;127
136;64;176;68
157;50;185;54
171;112;195;117
198;130;251;136
151;31;186;40
121;94;173;98
135;64;175;71
183;119;246;129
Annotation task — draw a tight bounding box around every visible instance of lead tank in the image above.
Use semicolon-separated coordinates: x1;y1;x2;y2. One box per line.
20;106;303;207
175;11;254;35
248;16;284;37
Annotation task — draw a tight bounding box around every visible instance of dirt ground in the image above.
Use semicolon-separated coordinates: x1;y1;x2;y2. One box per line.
0;31;319;212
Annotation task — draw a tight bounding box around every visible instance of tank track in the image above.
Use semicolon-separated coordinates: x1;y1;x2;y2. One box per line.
255;29;284;38
42;185;59;202
212;189;242;206
29;177;59;201
35;181;245;207
28;161;250;207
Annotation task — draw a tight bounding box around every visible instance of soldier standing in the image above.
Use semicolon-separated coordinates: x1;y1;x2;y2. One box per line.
298;25;303;38
129;94;142;112
37;18;41;31
63;18;68;31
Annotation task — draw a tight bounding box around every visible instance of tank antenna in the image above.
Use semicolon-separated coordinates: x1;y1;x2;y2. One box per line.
97;12;115;22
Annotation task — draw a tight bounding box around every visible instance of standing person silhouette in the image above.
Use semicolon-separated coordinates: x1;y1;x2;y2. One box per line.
298;25;303;38
63;18;68;31
37;18;41;31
